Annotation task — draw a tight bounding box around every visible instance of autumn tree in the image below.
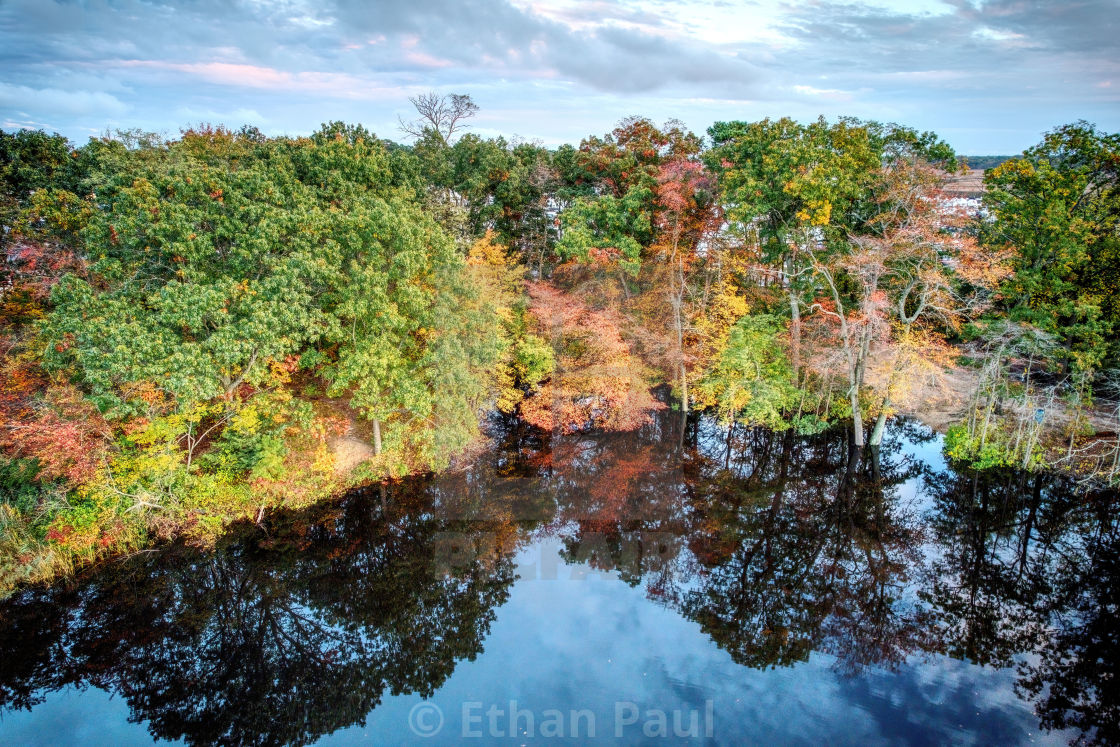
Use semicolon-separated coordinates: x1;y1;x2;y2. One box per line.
0;129;80;252
26;124;515;506
647;158;721;419
808;158;998;447
520;283;662;433
463;231;553;414
708;117;957;382
693;314;801;430
557;118;702;278
707;117;881;379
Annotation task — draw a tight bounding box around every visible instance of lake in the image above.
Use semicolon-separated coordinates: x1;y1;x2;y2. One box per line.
1;410;1116;745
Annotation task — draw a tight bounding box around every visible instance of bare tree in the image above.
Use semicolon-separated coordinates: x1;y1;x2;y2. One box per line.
398;92;479;146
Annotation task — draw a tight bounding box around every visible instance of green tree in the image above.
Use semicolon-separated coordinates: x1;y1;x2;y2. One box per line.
707;117;881;377
694;314;801;430
982;121;1120;371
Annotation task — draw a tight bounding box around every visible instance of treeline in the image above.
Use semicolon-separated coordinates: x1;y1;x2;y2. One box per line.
1;96;1118;590
960;155;1015;170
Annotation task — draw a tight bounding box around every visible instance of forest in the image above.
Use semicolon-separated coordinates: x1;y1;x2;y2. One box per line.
1;94;1118;593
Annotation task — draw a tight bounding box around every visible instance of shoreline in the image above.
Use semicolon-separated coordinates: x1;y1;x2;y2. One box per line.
5;395;1118;600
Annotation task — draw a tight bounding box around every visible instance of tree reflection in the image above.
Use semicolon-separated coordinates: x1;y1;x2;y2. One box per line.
920;462;1120;744
2;409;1119;745
536;406;1120;747
531;413;934;675
0;481;516;745
919;468;1056;666
1018;510;1120;746
677;425;929;673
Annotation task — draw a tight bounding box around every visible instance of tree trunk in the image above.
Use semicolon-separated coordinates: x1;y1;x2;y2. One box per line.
673;250;688;447
869;443;882;483
372;418;383;456
869;397;889;447
789;288;801;383
851;388;865;448
725;422;734;470
679;364;689;413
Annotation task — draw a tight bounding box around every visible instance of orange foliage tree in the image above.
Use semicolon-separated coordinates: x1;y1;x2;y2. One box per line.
1;234;107;486
520;283;663;433
648;158;720;415
808;159;1008;446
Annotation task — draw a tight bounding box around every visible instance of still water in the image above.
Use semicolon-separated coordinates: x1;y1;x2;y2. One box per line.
1;412;1117;745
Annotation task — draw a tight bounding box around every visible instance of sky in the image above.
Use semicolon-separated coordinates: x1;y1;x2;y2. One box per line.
1;0;1117;154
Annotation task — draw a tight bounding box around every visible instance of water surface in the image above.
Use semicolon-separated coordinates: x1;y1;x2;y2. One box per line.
1;412;1117;745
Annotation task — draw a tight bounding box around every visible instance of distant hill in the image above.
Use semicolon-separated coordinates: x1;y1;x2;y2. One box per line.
960;155;1017;170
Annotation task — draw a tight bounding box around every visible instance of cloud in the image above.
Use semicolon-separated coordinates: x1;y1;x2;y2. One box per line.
770;0;1120;73
0;82;128;117
112;60;406;100
0;0;1116;152
325;0;763;93
175;105;268;126
792;84;857;103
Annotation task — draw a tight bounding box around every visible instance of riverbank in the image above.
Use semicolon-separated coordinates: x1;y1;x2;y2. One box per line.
0;399;414;597
4;375;1119;599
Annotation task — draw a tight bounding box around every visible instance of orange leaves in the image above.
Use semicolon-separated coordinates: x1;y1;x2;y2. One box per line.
1;333;111;487
655;160;704;216
1;241;86;329
44;527;70;544
954;237;1013;291
587;246;622;266
0;337;46;427
520;283;664;433
4;385;110;485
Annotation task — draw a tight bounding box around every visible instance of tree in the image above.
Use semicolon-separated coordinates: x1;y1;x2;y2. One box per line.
708;117;956;382
947;320;1063;470
557;118;702;279
807;158;994;447
693;314;801;430
399;92;479;146
41;146;335;412
520;283;663;433
650;157;720;421
0;129;78;251
708;118;880;379
982;122;1120;372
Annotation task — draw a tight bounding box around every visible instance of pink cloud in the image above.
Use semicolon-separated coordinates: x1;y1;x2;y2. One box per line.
114;60;404;100
403;51;453;68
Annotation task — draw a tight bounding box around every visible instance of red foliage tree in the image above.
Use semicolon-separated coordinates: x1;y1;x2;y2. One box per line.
521;283;664;433
2;381;110;485
1;239;85;330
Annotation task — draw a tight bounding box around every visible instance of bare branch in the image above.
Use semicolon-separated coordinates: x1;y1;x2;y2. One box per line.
399;91;479;146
